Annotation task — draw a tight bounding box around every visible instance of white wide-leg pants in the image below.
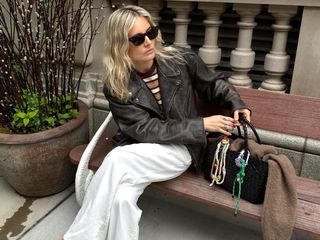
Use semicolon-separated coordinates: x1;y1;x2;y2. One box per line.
64;143;192;240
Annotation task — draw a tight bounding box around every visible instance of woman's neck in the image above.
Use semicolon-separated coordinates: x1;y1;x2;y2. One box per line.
134;60;155;74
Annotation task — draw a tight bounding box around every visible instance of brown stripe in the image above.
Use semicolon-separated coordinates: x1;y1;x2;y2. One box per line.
145;79;159;90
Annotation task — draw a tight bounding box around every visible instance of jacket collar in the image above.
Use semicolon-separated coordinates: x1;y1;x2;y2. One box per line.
128;57;181;116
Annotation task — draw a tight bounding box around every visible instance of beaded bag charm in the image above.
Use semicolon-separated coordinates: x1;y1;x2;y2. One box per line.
209;135;230;186
232;148;250;215
209;119;251;215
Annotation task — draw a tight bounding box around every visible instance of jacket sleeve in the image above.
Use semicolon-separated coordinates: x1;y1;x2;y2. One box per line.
183;51;247;112
105;93;206;145
104;49;247;146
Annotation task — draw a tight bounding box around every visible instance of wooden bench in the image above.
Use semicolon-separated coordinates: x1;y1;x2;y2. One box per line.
70;87;320;239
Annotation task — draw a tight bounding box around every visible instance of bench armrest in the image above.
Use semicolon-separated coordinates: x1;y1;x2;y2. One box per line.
75;112;113;205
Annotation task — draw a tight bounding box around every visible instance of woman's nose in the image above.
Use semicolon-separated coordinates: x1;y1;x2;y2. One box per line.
144;36;152;45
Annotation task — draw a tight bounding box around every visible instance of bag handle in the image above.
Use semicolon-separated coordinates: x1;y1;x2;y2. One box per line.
206;115;261;145
238;115;261;145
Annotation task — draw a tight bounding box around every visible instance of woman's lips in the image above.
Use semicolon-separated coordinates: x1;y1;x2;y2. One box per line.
145;48;154;55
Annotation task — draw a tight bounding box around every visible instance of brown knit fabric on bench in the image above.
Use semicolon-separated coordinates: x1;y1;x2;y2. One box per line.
230;139;297;240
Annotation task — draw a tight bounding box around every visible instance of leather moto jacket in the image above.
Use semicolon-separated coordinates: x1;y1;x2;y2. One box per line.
103;49;246;170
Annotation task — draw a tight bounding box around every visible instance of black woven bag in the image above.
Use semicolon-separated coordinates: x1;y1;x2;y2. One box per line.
203;117;268;208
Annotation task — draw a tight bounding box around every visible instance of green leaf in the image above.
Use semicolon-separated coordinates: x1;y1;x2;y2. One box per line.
60;113;71;119
23;118;30;126
46;117;55;126
28;110;39;118
59;119;66;125
40;97;46;105
13;115;19;122
66;95;72;101
70;109;78;118
16;112;27;118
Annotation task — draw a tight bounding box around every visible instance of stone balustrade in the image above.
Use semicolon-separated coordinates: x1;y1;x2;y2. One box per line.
74;0;320;97
73;0;320;133
97;0;320;97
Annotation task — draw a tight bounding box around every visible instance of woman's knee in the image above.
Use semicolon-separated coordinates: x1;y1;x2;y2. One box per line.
105;145;143;168
112;186;140;210
104;146;129;166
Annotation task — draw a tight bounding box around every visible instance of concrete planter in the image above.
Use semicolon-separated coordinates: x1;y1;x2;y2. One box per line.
0;101;89;197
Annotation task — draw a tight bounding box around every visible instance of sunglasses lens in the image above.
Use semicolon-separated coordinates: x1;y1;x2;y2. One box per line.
129;26;158;46
130;34;145;46
146;26;158;40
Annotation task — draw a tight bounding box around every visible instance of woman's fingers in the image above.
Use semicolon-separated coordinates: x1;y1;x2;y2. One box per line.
203;115;239;135
234;109;251;122
221;118;235;135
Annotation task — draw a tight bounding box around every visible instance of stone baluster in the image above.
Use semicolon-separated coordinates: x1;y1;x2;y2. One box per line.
260;5;297;92
167;1;194;48
228;4;261;88
197;3;225;71
139;0;164;26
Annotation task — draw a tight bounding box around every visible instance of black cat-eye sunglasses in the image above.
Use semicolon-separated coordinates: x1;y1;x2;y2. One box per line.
129;26;159;46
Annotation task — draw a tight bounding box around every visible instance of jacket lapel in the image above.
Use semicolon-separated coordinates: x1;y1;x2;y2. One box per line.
157;59;182;114
128;58;182;117
128;71;162;116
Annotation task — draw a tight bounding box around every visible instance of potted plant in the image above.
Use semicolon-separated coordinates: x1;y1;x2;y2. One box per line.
0;0;104;196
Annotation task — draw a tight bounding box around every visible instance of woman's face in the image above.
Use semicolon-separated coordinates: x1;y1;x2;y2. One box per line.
128;16;156;71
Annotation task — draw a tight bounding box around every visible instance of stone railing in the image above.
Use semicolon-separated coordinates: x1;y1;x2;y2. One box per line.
106;0;320;97
75;0;320;131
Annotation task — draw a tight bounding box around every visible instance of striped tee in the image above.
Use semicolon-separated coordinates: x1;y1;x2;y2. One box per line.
137;64;163;110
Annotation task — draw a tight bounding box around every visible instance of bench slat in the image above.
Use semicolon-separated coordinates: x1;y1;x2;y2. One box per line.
152;171;320;238
237;88;320;140
296;177;320;205
153;171;262;219
69;141;320;238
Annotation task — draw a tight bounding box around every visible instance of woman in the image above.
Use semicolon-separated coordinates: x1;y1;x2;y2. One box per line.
64;5;251;240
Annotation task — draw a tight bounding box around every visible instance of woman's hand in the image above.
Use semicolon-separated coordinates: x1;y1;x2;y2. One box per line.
233;108;251;122
203;108;251;136
203;115;236;136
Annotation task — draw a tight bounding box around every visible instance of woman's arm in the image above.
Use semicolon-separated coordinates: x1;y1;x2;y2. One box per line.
182;50;251;135
106;94;207;145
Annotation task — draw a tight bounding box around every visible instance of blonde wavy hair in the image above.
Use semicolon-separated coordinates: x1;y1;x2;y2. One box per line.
103;5;184;102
